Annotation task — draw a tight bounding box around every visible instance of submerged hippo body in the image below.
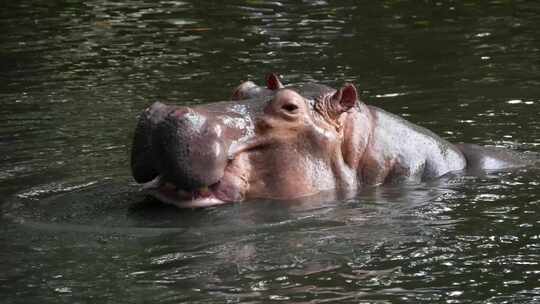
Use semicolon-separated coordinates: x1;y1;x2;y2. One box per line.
131;74;533;208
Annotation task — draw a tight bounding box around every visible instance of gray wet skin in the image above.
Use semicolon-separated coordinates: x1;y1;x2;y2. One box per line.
131;74;537;207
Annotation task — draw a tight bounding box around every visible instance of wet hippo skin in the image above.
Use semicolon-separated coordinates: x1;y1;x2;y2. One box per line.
131;74;536;208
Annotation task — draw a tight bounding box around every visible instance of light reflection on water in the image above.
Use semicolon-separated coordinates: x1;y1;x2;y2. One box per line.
1;0;539;303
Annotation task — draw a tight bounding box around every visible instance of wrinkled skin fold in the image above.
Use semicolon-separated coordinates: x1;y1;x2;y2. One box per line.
131;74;536;208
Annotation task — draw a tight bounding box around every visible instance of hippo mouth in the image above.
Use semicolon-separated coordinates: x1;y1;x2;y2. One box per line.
139;148;250;208
141;175;233;208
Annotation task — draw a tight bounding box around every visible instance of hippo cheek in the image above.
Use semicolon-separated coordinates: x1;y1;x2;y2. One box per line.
153;111;228;191
243;145;334;200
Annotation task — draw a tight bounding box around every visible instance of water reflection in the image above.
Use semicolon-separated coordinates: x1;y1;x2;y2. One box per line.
4;165;538;302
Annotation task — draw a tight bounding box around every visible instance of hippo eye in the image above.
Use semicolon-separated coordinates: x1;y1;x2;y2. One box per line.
281;103;299;113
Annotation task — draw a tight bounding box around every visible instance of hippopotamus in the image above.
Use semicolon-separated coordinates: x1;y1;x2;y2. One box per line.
131;74;534;208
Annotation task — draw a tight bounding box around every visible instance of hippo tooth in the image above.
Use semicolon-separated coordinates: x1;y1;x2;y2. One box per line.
141;176;162;190
198;186;212;197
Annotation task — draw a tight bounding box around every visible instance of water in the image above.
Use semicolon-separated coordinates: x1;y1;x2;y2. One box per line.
1;1;539;303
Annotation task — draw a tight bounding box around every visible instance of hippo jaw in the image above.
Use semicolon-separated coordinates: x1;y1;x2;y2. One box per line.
139;150;250;208
142;177;223;208
141;173;243;208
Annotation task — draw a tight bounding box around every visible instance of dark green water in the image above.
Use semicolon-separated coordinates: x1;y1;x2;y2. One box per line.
1;1;539;303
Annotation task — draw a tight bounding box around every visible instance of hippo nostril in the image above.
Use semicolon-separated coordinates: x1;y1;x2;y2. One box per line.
172;108;190;118
146;101;168;116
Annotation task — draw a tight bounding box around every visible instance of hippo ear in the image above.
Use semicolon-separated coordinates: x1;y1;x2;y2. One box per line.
331;83;358;113
266;73;284;90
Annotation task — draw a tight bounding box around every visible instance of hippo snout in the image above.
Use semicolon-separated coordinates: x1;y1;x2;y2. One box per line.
131;102;229;191
154;108;228;190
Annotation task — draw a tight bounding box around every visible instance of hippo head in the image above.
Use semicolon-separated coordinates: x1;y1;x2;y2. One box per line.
131;74;370;207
